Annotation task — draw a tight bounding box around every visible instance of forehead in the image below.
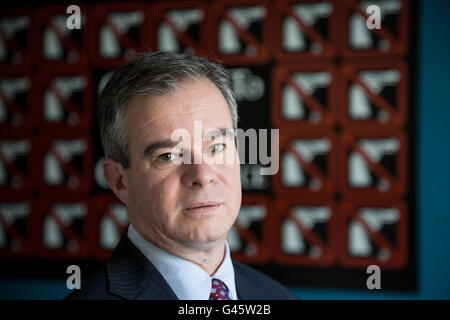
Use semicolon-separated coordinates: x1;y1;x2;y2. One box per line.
124;78;234;145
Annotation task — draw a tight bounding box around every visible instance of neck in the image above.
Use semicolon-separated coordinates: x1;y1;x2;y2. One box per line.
177;242;226;276
136;226;227;276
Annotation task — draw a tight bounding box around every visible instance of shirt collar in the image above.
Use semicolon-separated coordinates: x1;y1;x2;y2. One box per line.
127;224;237;300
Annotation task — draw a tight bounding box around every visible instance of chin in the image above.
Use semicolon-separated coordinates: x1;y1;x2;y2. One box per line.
183;225;229;246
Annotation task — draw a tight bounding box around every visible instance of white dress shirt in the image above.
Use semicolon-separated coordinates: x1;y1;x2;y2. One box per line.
127;224;238;300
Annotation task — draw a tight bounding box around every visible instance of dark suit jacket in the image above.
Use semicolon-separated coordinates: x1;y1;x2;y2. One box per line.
65;231;297;300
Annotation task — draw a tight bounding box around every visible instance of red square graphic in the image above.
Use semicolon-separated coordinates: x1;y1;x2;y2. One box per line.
149;1;210;56
338;132;407;199
0;196;34;257
33;66;92;131
340;61;408;132
272;199;338;265
34;197;90;259
0;134;33;196
211;0;273;64
338;200;408;269
33;133;93;195
0;8;33;70
0;71;33;134
274;0;339;59
33;5;89;65
272;133;338;201
89;2;150;68
341;0;409;57
272;63;338;134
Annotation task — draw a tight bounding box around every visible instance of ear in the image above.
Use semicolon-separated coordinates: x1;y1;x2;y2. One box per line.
102;158;129;205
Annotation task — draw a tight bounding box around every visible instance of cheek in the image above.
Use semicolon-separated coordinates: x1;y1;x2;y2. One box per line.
130;170;179;213
155;178;180;209
127;169;157;209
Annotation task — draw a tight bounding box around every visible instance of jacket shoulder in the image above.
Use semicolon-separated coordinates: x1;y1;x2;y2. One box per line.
233;260;298;300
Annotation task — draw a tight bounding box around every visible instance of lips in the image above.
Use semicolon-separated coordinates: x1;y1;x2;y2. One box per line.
185;201;222;210
184;201;223;215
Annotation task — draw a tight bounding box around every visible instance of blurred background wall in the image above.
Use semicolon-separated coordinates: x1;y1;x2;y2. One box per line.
0;0;449;299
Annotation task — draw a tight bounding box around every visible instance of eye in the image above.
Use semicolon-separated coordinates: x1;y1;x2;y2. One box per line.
157;152;181;162
207;143;226;154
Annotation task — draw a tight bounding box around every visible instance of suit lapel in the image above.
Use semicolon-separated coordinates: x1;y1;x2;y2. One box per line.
233;261;257;300
233;260;273;300
106;230;178;300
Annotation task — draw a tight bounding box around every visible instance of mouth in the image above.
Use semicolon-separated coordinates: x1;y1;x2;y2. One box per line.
184;202;223;215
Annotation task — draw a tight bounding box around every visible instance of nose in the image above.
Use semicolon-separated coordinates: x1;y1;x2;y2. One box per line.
181;161;217;188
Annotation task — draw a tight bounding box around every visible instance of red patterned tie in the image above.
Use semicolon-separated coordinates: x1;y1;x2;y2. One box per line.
209;278;231;300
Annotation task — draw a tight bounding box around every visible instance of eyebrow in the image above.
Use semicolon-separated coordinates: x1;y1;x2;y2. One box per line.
142;128;234;158
143;139;181;158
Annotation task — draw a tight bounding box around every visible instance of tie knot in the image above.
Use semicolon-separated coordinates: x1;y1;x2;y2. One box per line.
209;278;231;300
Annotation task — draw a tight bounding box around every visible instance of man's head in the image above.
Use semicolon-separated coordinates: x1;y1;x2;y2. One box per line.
99;52;242;252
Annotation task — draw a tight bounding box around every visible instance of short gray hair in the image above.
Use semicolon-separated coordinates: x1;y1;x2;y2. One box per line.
98;52;238;169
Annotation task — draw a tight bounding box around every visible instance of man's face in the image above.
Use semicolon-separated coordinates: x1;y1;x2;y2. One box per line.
122;78;242;249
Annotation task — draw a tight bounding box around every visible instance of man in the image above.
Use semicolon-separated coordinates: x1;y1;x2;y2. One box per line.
66;52;297;300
